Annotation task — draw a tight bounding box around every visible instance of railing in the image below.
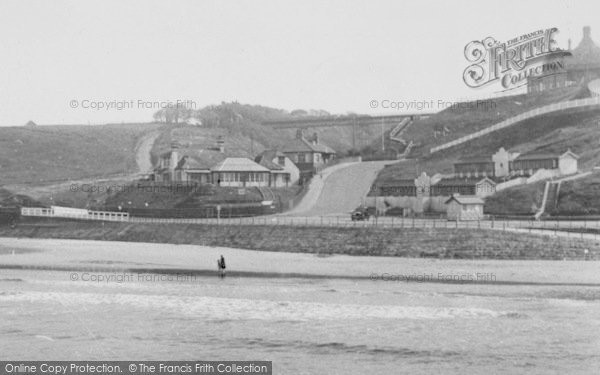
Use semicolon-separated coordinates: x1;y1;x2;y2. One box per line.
589;79;600;97
430;96;600;153
18;206;600;240
21;207;129;222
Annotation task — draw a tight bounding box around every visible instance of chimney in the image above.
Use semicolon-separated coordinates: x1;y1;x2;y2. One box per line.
296;129;304;139
312;132;318;145
216;135;225;153
568;38;572;50
170;142;180;170
583;26;591;40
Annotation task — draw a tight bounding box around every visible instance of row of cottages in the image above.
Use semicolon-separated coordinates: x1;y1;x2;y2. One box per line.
153;148;300;188
367;172;496;216
280;130;336;181
453;147;579;179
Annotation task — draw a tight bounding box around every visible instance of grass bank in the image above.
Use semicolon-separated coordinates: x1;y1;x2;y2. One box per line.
1;218;598;260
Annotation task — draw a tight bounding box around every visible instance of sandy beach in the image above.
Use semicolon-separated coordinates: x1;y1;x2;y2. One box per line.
1;237;599;285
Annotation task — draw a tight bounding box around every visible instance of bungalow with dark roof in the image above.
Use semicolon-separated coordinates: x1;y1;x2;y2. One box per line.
445;195;485;221
281;130;336;181
175;156;212;184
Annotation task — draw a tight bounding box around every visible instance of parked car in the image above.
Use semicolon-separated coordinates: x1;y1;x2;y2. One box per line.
350;207;370;221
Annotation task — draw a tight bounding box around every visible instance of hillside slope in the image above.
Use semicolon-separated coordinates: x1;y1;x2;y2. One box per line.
375;106;600;184
0;123;163;185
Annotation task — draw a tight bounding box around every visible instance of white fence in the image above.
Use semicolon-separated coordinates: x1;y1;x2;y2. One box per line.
21;207;129;222
430;96;600;154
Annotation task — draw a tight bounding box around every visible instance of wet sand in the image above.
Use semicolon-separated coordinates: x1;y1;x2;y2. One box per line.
0;237;599;285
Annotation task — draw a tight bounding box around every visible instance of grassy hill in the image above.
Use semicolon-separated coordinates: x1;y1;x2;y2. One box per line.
370;84;600;216
375;105;600;183
483;182;545;216
405;85;585;158
548;173;600;215
0;123;163;186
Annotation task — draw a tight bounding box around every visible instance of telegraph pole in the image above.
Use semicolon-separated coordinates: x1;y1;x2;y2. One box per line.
381;118;385;152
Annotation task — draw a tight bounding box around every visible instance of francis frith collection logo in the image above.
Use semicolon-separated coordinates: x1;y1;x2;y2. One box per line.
463;27;571;90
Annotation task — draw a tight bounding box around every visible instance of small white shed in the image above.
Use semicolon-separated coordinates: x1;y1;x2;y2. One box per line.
445;195;485;221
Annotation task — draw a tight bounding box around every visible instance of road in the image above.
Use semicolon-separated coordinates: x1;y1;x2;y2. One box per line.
284;160;391;216
134;130;162;175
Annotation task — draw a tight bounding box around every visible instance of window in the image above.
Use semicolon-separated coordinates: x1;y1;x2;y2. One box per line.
298;153;306;163
278;156;285;165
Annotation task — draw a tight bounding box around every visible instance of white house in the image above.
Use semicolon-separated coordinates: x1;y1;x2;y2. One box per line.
255;150;300;187
210;158;273;187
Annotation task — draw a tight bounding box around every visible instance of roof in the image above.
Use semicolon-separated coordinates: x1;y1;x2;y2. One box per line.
256;158;284;171
568;26;600;69
175;156;212;171
514;153;557;161
254;150;286;171
378;179;417;187
160;150;175;158
454;157;493;164
434;177;496;187
512;150;579;161
256;149;285;160
445;195;484;205
281;137;336;154
210;157;271;172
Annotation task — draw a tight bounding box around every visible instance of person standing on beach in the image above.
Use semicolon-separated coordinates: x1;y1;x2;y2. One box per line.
217;255;226;277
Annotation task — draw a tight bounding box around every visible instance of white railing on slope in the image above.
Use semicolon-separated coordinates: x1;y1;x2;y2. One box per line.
389;118;411;142
430;96;600;154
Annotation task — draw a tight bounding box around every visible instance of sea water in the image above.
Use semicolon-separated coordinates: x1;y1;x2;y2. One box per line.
1;269;599;374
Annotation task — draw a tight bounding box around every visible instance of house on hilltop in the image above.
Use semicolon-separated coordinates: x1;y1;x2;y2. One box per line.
528;26;600;93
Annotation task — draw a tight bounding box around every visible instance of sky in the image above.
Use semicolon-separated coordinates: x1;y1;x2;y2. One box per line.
0;0;599;126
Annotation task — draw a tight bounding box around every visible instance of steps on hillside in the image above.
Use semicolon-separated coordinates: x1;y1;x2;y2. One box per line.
534;181;551;220
543;182;560;215
389;119;413;144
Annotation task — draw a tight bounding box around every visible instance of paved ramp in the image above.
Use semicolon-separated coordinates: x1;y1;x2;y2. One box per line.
286;161;390;216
